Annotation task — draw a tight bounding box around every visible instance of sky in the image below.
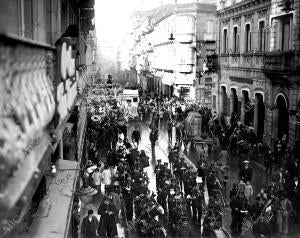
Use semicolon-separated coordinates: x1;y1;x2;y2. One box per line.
93;0;212;64
94;0;172;51
94;0;164;74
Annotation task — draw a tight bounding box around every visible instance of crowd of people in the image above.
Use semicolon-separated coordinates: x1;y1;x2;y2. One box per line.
79;128;155;237
138;94;300;238
76;90;300;238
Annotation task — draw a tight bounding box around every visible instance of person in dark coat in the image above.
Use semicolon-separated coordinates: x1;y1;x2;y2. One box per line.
150;130;158;148
191;186;203;225
264;148;275;177
139;150;150;169
239;160;253;183
288;160;300;180
128;146;139;170
81;210;98;238
98;195;118;237
287;177;300;222
71;203;80;238
88;143;96;163
122;178;134;221
167;118;173;141
230;192;248;236
131;126;141;146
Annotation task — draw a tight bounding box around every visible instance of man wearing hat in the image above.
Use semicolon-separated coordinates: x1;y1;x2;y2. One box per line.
162;162;172;180
158;180;170;223
106;74;113;84
239;160;253;183
128;145;139;170
155;159;163;175
81;210;99;238
191;185;203;225
177;157;187;191
230;191;248;236
71;203;80;238
98;195;118;237
131;125;141;147
196;156;208;180
183;167;196;195
250;194;271;237
122;174;134;221
155;159;163;188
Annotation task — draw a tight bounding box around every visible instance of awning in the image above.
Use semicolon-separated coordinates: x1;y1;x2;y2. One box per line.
23;160;79;238
161;73;173;86
173;73;194;85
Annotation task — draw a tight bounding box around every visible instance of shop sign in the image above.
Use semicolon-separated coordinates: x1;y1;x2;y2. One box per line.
230;76;253;84
56;38;77;123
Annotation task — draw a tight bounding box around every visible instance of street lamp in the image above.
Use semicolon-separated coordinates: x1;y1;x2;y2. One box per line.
168;33;175;41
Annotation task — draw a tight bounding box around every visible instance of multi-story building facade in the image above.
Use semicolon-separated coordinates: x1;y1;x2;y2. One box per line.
131;1;217;100
216;0;300;147
0;1;95;237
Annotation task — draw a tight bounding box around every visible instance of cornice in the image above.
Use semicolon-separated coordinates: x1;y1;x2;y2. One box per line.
217;0;271;20
221;65;266;73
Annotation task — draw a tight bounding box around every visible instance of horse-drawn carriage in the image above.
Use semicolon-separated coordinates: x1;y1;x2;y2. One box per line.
181;111;216;150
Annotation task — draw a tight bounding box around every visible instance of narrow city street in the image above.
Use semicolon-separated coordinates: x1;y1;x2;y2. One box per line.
126;119;300;238
126;119;201;237
1;1;300;238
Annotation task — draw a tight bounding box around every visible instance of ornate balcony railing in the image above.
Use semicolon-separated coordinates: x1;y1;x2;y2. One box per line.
203;33;216;42
0;33;56;211
263;51;295;72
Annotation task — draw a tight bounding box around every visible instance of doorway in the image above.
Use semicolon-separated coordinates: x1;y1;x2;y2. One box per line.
255;93;265;140
276;94;289;139
220;86;228;116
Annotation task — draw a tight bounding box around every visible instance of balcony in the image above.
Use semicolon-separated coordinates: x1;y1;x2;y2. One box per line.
176;33;194;43
177;64;194;73
0;33;56;212
206;54;218;72
80;8;94;19
263;51;296;72
203;33;216;42
78;0;95;8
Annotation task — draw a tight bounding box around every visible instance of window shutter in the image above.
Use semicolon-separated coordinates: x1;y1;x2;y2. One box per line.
250;31;252;51
237;34;240;52
24;0;33;39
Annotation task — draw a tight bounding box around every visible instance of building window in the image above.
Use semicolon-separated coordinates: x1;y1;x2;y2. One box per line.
282;15;292;51
213;95;216;109
258;21;265;51
207;20;213;34
61;1;67;33
245;23;251;52
233;26;238;52
223;28;228;53
24;0;34;39
45;0;52;44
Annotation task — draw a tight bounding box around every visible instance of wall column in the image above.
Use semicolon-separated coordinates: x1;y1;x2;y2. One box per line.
220;87;224;113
